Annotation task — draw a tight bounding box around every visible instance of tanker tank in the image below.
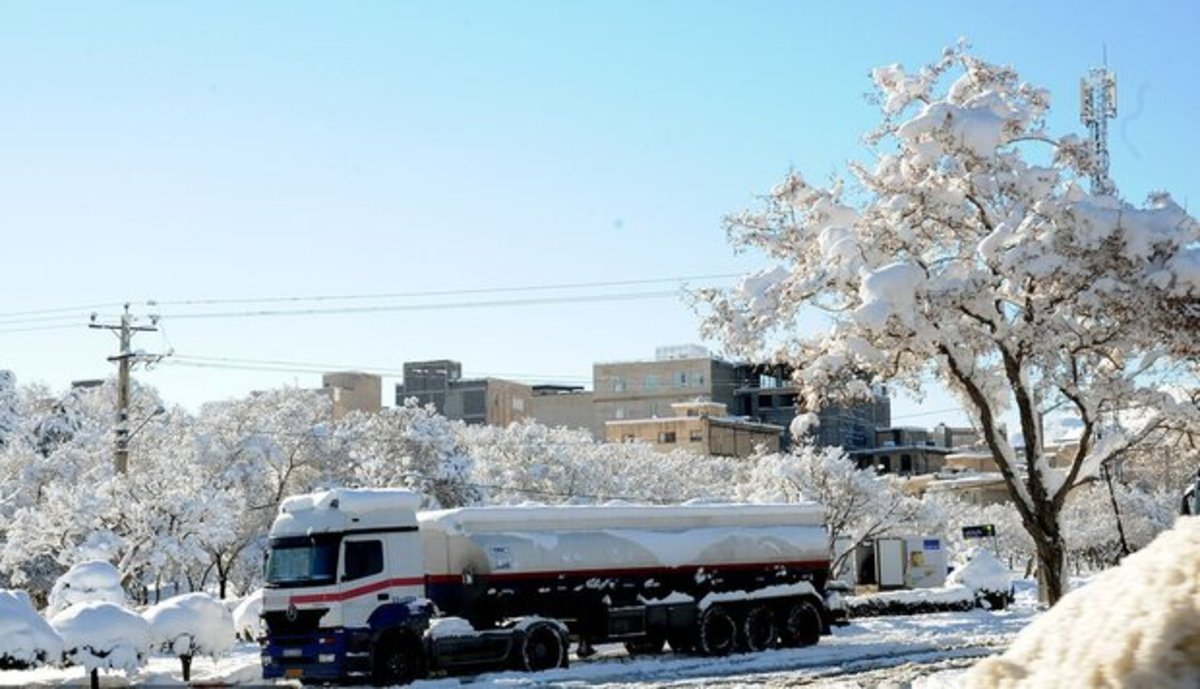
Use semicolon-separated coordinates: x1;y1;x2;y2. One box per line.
418;502;831;628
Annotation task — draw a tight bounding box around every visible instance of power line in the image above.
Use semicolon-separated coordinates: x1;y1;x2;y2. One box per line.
159;290;684;320
152;273;739;308
0;301;126;320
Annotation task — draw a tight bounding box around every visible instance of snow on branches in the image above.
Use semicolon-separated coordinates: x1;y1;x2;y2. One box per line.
700;45;1200;604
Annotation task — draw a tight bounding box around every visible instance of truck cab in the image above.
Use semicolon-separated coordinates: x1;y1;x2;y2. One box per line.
260;490;429;684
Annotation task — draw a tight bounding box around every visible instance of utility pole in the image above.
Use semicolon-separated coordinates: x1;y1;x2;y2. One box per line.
90;303;163;474
1080;55;1118;196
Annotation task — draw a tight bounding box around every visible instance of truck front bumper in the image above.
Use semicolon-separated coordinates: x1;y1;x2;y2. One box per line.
261;627;374;682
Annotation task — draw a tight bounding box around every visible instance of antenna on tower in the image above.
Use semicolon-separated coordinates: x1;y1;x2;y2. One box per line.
1080;55;1118;196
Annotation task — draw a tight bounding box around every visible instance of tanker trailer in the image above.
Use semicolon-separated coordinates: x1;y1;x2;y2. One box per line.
260;488;837;686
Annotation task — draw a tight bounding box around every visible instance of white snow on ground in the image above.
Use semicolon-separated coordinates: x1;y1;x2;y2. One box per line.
45;561;125;617
849;583;975;607
143;592;236;657
49;602;150;675
0;590;62;668
963;517;1200;689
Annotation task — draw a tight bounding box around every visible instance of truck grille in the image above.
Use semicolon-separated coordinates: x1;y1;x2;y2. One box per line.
262;607;329;636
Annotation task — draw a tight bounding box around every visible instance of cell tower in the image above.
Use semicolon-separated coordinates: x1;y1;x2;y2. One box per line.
1080;60;1117;196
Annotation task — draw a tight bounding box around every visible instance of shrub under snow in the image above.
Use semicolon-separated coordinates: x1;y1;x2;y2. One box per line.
144;592;236;657
0;589;64;669
947;548;1014;610
965;517;1200;688
46;561;125;617
50;601;150;676
232;588;263;641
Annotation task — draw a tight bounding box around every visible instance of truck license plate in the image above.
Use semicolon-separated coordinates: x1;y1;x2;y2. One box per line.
285;668;303;679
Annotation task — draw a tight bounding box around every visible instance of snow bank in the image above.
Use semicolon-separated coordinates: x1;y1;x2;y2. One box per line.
50;601;150;675
46;560;125;616
0;590;63;669
965;517;1200;688
231;589;263;641
144;592;235;657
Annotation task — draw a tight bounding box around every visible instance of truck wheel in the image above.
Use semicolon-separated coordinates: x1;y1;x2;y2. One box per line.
373;632;423;686
780;600;821;648
740;605;777;652
624;633;666;655
517;622;566;672
696;607;737;656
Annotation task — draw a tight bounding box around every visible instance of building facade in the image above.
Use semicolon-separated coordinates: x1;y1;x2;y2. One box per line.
605;401;783;458
592;348;739;426
395;360;531;426
321;372;382;419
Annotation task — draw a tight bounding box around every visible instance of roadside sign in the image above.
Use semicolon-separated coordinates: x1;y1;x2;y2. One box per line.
962;524;996;539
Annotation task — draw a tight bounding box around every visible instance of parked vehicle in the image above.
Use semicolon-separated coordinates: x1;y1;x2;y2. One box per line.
260;489;840;685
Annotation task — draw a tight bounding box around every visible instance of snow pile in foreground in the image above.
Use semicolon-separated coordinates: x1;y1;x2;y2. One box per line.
144;593;236;657
46;560;125;616
965;517;1200;688
0;590;63;668
50;602;150;674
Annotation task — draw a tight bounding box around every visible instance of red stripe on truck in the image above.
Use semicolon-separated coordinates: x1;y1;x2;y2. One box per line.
288;576;424;605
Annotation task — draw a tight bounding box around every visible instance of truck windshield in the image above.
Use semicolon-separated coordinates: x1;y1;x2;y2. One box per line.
265;535;339;588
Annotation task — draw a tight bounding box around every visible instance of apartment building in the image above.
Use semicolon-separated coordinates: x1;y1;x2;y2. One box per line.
395;360;531;426
321;371;382;419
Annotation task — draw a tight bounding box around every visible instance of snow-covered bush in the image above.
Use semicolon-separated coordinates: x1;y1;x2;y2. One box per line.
46;561;125;617
231;588;263;641
845;585;976;617
948;548;1013;610
965;517;1200;688
50;601;150;684
144;592;235;681
0;589;63;669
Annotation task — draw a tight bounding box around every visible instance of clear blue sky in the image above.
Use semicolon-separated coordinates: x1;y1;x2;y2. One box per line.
1;1;1196;425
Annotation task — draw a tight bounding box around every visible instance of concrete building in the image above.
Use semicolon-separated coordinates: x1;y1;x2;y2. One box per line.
528;385;598;436
321;372;382;419
395;360;531;426
730;363;890;451
592;346;739;426
848;427;954;475
605;401;783;458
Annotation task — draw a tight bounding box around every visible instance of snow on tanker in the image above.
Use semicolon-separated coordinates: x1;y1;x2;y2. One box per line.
259;488;843;685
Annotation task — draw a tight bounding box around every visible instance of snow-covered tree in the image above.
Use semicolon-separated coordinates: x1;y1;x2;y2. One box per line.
738;441;921;577
50;601;149;689
700;45;1200;604
336;399;479;508
190;388;336;598
0;589;63;670
143;592;235;681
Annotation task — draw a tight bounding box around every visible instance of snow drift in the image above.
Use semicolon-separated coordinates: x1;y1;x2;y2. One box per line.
965;517;1200;688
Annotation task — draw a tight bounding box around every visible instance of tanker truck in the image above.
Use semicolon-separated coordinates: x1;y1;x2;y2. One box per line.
259;488;841;685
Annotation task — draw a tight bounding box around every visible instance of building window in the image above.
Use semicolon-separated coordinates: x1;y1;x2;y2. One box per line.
614;407;626;420
658;431;676;443
689;372;705;387
612;376;626;393
900;454;913;474
689;429;703;442
512;397;525;412
674;371;688;388
644;374;659;391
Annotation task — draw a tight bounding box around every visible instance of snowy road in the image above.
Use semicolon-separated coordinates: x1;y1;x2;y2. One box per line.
0;595;1039;688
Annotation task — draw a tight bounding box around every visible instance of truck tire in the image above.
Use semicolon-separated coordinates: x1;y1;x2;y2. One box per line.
696;607;737;656
373;632;424;687
516;621;566;672
779;600;821;648
740;605;778;652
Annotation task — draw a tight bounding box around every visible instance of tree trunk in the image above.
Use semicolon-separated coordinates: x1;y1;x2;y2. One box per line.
90;668;99;689
181;654;192;682
1033;522;1068;605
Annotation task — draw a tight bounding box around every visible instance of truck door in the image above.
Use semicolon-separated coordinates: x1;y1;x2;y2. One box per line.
340;536;389;629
